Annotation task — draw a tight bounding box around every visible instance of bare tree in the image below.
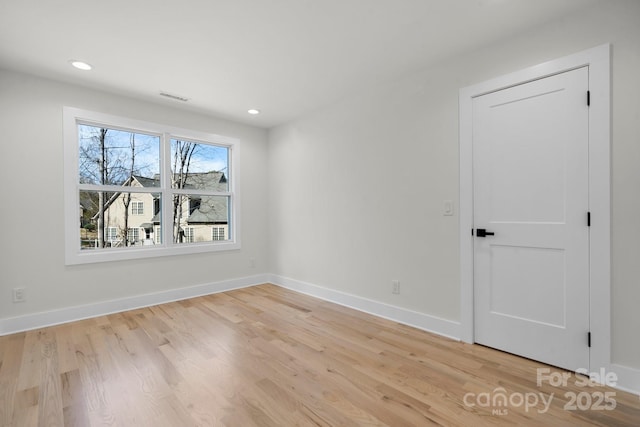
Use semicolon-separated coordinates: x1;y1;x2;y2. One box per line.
97;128;108;247
121;133;136;246
172;140;197;242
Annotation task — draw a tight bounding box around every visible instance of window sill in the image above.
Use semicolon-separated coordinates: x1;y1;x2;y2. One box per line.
65;240;241;265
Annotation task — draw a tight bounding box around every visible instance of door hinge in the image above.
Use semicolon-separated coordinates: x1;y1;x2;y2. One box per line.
587;211;591;227
587;90;591;106
588;332;591;347
471;228;474;236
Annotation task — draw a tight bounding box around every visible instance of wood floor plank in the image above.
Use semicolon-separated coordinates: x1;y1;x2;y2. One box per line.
1;284;639;426
54;325;80;376
60;370;90;427
72;326;118;426
0;333;26;426
37;329;64;427
16;331;43;392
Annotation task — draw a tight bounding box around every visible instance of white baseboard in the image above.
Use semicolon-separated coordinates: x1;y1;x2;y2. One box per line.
0;274;270;336
269;274;461;341
609;363;640;396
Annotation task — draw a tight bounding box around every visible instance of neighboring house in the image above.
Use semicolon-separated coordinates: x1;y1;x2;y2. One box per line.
93;172;228;246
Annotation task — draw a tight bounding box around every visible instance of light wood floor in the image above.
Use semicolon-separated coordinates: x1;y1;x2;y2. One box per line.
1;284;638;426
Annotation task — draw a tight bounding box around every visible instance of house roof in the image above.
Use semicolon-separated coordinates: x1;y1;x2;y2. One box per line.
152;171;227;192
186;199;228;224
133;175;160;187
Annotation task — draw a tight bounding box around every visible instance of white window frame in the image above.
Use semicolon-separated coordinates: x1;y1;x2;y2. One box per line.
64;107;241;265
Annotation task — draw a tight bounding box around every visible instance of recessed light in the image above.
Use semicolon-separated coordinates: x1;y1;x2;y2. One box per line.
247;109;260;115
70;60;92;71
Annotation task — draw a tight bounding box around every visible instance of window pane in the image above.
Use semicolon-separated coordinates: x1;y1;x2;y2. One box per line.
131;201;144;215
79;190;161;250
173;194;229;244
127;227;140;243
154;226;162;244
170;139;229;191
184;227;194;243
78;125;160;186
212;227;226;241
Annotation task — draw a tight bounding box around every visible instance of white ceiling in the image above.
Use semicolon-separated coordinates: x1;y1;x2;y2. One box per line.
0;0;598;128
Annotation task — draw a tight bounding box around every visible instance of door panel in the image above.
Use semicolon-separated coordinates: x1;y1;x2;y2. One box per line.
489;245;565;327
473;67;589;371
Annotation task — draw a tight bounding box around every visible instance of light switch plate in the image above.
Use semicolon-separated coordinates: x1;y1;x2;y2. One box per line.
444;200;454;216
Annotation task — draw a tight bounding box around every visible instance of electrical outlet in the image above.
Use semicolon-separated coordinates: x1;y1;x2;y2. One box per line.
392;280;400;295
13;287;26;303
249;257;256;268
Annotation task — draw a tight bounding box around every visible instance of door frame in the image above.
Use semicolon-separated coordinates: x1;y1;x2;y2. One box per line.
459;44;611;372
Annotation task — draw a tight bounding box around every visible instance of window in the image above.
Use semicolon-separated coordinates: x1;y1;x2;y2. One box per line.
183;227;194;243
64;107;240;265
131;201;144;215
106;227;118;243
127;227;140;244
212;227;225;241
188;197;201;215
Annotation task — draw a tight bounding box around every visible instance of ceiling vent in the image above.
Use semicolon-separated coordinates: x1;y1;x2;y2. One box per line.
159;91;189;102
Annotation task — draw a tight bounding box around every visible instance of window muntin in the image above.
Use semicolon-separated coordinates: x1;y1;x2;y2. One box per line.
65;107;239;265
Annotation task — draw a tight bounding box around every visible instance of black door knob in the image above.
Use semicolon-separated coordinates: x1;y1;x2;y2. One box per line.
476;228;495;237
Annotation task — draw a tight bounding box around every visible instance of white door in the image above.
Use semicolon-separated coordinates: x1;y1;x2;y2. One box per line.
473;67;590;371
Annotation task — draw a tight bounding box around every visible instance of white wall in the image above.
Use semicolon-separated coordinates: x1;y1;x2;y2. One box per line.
0;69;269;324
268;0;640;371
